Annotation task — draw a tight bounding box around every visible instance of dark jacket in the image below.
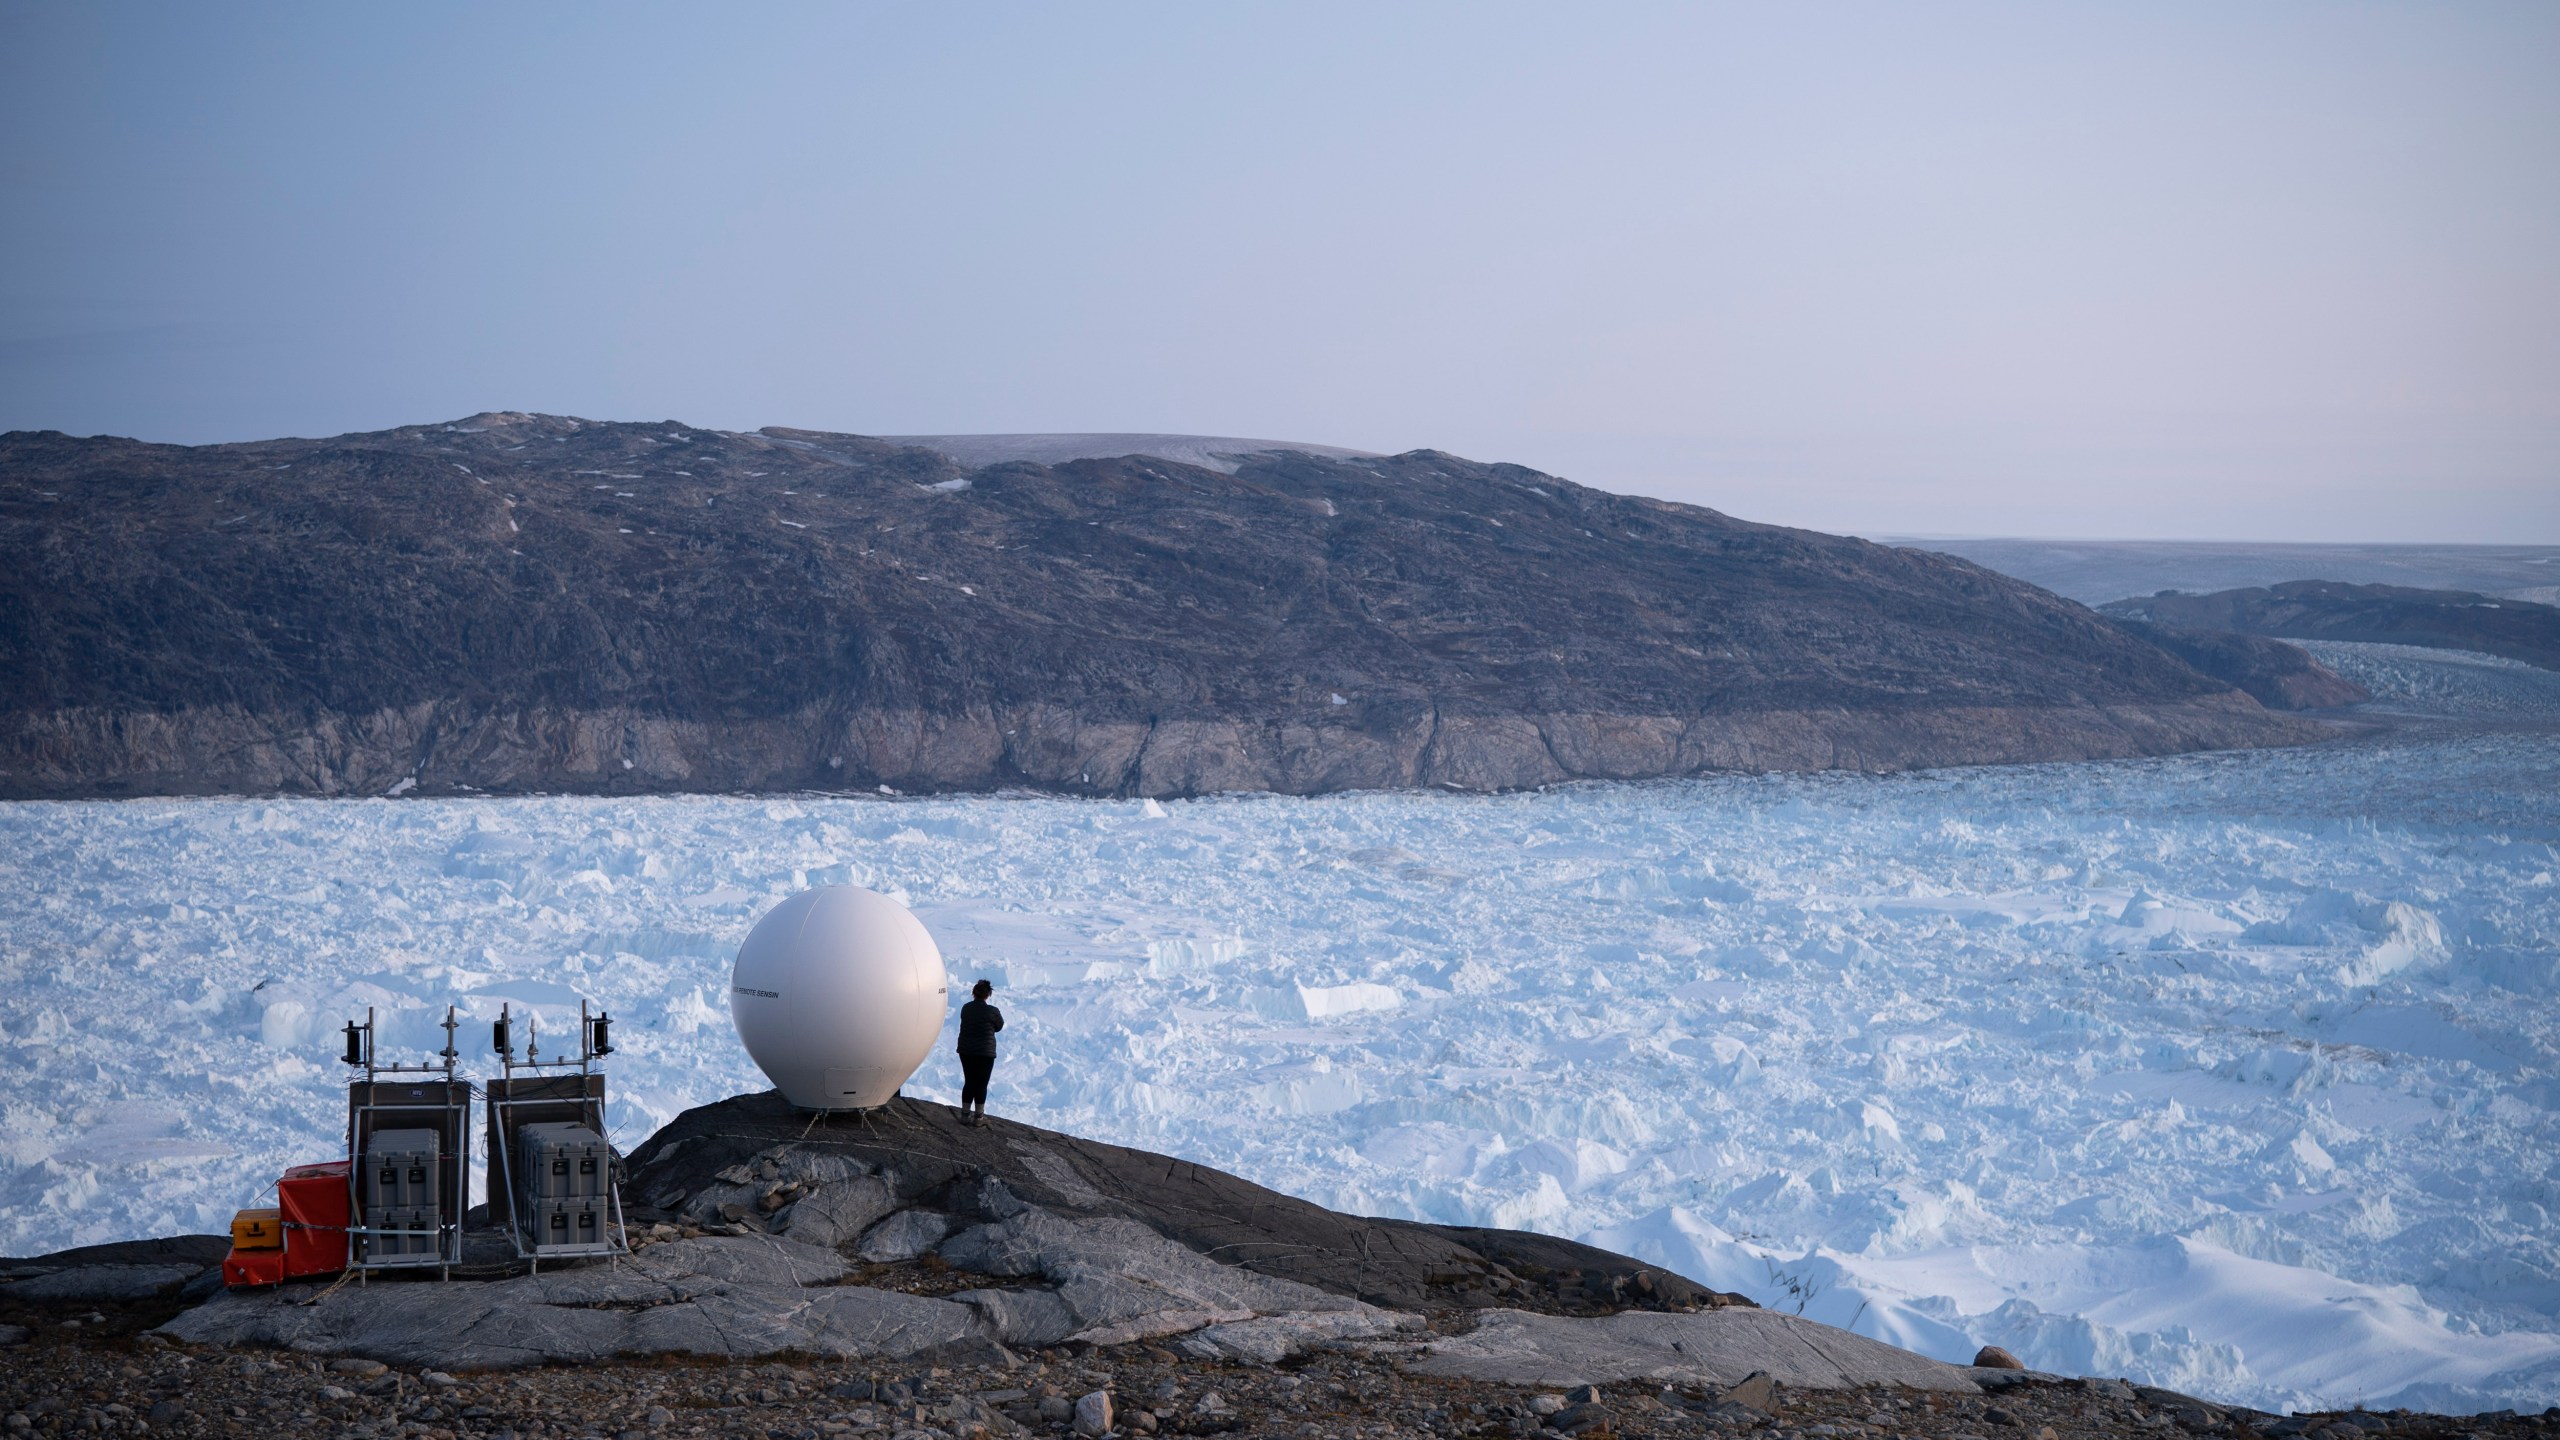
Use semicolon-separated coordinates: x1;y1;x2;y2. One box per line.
957;999;1004;1058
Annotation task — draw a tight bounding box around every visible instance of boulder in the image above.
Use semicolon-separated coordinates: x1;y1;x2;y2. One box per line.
1550;1400;1610;1435
779;1174;896;1249
1720;1371;1777;1411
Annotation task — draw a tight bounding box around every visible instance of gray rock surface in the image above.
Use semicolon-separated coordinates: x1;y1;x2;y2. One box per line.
158;1234;991;1368
858;1209;955;1263
939;1209;1410;1350
1394;1307;1982;1392
156;1193;1413;1368
1180;1309;1421;1366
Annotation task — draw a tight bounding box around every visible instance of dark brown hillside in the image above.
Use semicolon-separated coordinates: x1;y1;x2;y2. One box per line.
0;413;2317;798
2102;580;2560;671
2104;620;2371;710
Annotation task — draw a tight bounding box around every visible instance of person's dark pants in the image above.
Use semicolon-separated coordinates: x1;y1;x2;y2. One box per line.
960;1053;995;1110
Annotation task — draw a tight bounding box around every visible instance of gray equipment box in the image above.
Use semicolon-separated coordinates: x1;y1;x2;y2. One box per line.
516;1122;609;1201
525;1197;607;1253
361;1206;438;1261
366;1128;441;1213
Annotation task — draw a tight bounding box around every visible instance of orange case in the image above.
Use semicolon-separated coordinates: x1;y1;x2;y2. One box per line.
277;1159;352;1278
229;1207;283;1249
221;1246;286;1288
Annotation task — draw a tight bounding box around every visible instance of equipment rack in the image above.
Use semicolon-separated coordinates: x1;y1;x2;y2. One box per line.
486;1000;628;1271
339;1006;470;1278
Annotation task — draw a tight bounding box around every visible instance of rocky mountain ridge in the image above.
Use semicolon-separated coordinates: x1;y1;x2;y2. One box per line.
2101;580;2560;672
0;413;2323;799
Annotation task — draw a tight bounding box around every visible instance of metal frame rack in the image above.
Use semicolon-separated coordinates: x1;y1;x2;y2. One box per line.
485;1000;627;1270
339;1005;470;1278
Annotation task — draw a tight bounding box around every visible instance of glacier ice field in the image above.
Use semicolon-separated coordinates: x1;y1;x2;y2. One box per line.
2;640;2556;1414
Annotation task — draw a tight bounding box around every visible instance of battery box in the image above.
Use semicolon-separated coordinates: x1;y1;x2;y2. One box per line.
524;1196;607;1252
229;1207;283;1250
365;1128;441;1211
516;1122;609;1201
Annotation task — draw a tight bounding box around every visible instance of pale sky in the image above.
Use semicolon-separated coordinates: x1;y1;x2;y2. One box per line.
3;2;2554;541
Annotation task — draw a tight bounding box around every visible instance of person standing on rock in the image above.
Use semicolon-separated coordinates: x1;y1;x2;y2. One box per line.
956;979;1003;1125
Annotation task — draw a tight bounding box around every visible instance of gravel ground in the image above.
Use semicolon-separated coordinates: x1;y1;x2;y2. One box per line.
3;1306;2556;1440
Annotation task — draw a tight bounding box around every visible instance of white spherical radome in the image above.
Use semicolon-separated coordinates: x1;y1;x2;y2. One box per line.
729;885;949;1111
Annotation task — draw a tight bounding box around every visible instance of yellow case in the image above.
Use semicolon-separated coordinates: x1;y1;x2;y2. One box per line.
230;1207;284;1250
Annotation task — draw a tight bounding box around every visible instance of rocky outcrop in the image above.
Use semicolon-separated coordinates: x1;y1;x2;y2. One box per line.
158;1222;1422;1370
2103;581;2560;672
624;1094;1746;1318
0;1235;228;1308
0;414;2323;799
158;1095;1781;1374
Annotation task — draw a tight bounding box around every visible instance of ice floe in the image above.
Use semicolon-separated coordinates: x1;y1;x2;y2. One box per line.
0;643;2553;1411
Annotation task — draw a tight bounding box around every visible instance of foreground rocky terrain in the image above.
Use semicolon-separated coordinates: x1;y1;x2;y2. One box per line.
4;1267;2550;1440
8;1098;2552;1437
0;415;2321;799
146;1098;1780;1371
13;1332;2560;1440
